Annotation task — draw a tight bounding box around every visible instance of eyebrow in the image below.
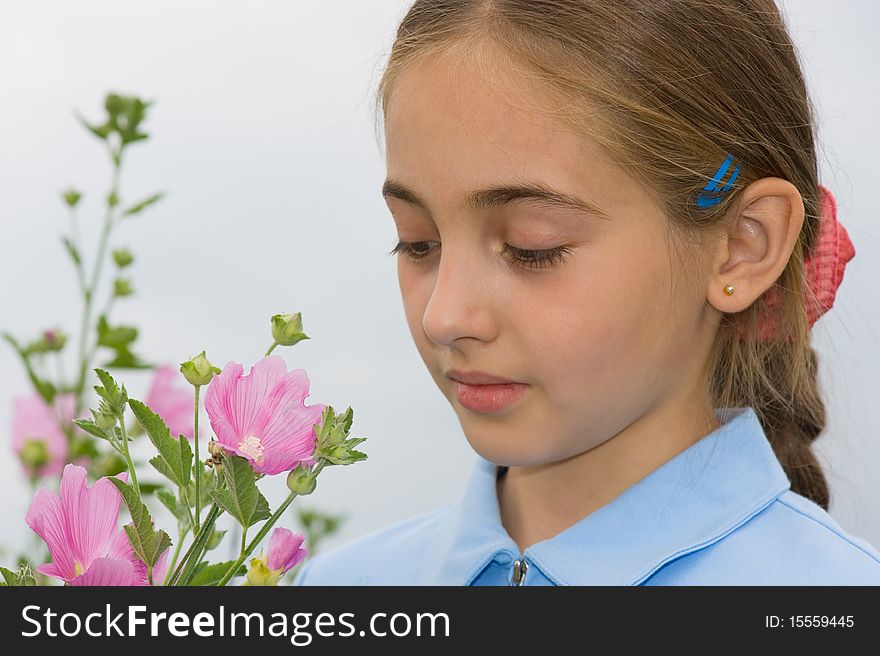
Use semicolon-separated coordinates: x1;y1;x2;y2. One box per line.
381;178;611;220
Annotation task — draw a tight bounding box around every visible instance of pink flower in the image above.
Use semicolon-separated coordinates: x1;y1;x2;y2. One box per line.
266;527;308;572
25;464;170;586
245;527;308;586
145;364;195;439
11;393;73;478
204;356;324;475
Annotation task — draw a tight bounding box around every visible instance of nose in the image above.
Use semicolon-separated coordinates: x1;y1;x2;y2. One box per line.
421;243;498;347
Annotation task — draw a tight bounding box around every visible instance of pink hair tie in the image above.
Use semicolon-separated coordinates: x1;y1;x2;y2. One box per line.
751;185;856;342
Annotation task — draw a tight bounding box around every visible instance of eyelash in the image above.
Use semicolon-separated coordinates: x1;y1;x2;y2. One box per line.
387;240;574;270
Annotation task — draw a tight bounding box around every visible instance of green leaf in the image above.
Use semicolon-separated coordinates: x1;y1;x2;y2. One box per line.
72;418;110;440
122;192;163;217
128;398;192;489
2;332;57;405
0;567;18;586
0;562;37;586
97;315;138;349
206;528;226;551
157;489;180;517
0;563;38;586
337;406;354;436
189;560;245;586
209;454;271;529
94;368;127;415
108;478;172;569
74;110;111;140
62;236;81;267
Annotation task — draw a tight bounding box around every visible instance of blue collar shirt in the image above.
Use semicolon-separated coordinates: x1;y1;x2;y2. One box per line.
293;407;880;585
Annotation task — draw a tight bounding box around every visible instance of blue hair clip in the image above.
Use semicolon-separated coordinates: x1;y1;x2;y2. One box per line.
695;151;741;209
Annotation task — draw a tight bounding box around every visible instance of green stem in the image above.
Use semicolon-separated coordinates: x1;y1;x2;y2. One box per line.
67;207;87;297
75;145;122;415
193;385;201;534
216;467;318;587
169;503;221;586
176;505;222;586
264;341;278;357
162;529;187;586
83;292;116;370
215;499;290;586
117;416;139;497
179;487;196;535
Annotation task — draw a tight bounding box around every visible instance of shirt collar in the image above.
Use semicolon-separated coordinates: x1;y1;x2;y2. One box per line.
424;406;791;585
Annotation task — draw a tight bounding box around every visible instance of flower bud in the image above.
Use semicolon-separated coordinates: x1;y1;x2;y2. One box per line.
95;410;117;431
113;278;134;297
245;528;307;585
270;313;310;347
286;462;317;496
19;439;50;472
62;188;82;208
42;330;67;352
92;399;118;431
180;350;221;387
112;249;134;268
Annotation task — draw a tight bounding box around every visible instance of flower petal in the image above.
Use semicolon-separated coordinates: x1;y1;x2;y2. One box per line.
61;466;124;572
266;527;308;573
36;561;70;582
255;401;324;475
26;484;77;580
69;557;138;586
106;526;133;561
211;358;289;436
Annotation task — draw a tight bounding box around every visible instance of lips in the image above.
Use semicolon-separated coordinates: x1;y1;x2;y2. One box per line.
453;381;528;413
446;369;528;414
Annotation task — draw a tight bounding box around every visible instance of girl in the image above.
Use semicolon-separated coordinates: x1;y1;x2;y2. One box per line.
294;0;880;585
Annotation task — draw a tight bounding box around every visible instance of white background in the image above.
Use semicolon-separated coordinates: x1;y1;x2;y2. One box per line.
1;1;878;566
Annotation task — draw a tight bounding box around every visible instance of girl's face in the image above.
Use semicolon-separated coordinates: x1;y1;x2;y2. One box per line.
382;49;719;467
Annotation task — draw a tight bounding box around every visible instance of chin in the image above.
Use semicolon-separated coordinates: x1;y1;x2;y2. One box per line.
464;434;559;468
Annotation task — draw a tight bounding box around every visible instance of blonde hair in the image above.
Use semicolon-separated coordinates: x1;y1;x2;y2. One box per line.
374;0;831;508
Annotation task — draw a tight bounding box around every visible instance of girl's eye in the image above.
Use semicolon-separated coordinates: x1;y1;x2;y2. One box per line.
387;240;573;270
502;244;574;269
388;240;439;262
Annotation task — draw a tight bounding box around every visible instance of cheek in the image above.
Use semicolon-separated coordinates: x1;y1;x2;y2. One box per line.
527;238;674;394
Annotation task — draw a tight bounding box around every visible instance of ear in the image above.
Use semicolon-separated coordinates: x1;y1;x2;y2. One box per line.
708;176;804;314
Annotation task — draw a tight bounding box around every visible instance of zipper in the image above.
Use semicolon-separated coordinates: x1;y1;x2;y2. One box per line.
510;557;529;586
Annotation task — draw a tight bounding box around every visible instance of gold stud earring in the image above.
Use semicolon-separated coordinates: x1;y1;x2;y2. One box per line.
723;284;735;296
